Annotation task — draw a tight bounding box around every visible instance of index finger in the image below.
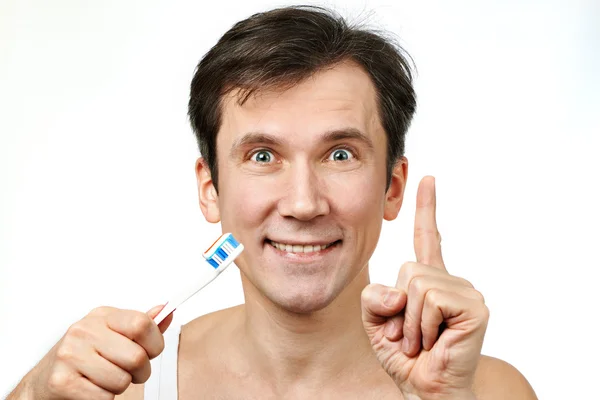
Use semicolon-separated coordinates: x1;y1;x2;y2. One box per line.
414;176;445;270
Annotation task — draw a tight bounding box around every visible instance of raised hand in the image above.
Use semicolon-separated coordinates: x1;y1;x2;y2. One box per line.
8;305;173;400
361;176;489;399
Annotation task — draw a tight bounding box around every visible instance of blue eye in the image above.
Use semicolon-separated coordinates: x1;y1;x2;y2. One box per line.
251;150;273;163
328;148;353;161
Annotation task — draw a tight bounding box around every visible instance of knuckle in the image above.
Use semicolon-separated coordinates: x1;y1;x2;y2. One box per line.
400;261;417;275
409;276;427;295
47;370;74;392
133;362;152;384
55;343;75;362
360;283;378;303
467;288;485;303
146;336;165;360
476;304;491;328
360;286;371;304
458;277;474;288
475;290;486;303
154;335;165;357
425;288;443;305
130;313;152;337
66;322;91;341
481;304;491;319
129;347;149;368
114;371;133;394
398;262;420;286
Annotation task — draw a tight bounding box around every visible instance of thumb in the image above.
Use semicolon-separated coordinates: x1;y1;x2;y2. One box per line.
146;304;174;334
361;284;407;328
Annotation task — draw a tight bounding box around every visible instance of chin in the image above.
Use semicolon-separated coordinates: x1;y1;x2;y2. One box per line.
267;283;340;314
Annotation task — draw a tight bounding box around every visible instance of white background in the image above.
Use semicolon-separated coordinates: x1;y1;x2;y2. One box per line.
1;0;598;398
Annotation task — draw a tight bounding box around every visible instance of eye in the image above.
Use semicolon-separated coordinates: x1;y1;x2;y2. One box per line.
250;150;273;163
328;148;354;162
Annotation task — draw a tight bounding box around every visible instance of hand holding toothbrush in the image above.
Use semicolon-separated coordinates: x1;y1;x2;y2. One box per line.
7;233;243;400
8;305;173;400
361;177;488;400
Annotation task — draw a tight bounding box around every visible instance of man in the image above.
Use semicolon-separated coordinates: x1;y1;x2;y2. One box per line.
8;6;537;399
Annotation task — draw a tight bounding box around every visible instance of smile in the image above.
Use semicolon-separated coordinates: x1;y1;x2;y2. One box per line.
267;240;340;254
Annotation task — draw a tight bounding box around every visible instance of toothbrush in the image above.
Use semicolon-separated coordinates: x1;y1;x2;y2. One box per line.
153;232;244;324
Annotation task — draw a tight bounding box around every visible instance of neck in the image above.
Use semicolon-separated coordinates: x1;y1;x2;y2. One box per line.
236;266;380;391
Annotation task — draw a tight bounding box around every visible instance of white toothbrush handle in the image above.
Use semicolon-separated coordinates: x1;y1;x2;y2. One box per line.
153;267;219;324
153;244;244;325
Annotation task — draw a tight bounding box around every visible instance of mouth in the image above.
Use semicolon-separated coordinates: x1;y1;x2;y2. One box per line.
265;239;342;255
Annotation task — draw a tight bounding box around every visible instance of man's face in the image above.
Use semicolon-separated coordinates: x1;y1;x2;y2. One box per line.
197;61;407;313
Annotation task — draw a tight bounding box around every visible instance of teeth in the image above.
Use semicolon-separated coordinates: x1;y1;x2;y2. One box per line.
270;240;335;253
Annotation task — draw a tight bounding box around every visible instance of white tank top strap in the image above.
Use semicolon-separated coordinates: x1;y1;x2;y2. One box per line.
145;319;182;400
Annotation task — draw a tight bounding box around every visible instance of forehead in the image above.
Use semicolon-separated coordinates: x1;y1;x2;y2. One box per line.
218;61;384;147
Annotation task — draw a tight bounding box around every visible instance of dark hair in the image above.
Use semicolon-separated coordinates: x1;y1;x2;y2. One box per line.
188;5;416;192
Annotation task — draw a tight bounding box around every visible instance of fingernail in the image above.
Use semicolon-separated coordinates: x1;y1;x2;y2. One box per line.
402;337;410;354
384;319;396;338
383;289;400;307
147;305;164;314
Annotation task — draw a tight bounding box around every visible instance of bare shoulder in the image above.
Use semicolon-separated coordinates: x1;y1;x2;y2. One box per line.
472;355;538;400
181;304;242;341
178;305;243;371
115;306;242;400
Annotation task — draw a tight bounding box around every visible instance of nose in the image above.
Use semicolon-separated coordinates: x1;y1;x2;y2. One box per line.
277;163;330;221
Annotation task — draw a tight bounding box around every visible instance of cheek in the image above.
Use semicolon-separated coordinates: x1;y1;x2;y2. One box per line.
327;170;385;264
327;169;386;218
219;173;279;229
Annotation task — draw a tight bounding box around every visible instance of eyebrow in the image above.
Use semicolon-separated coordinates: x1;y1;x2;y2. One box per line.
229;127;374;156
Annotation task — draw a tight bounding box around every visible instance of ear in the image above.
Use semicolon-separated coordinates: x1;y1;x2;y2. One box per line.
383;157;408;221
195;157;221;223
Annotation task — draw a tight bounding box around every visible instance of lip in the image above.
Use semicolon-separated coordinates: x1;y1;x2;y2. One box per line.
264;239;341;263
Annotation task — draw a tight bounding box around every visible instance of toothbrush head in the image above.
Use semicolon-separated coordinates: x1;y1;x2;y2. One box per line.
203;232;243;269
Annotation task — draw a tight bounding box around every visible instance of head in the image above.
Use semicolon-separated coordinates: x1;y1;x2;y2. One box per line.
190;6;416;313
